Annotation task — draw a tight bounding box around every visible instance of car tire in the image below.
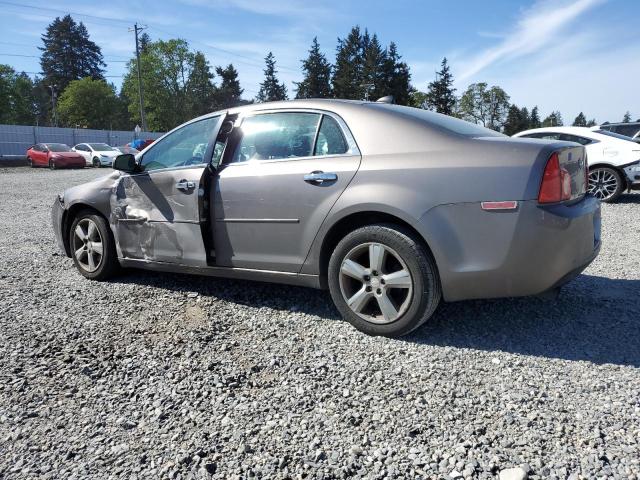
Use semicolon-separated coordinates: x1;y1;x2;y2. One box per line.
588;167;623;203
328;223;441;337
69;210;119;280
49;159;56;170
93;157;100;168
27;157;33;168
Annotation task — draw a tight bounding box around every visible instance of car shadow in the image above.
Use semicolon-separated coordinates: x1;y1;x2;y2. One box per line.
117;271;640;367
615;193;640;204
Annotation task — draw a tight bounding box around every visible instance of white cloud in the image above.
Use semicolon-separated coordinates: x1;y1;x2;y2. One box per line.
457;0;604;82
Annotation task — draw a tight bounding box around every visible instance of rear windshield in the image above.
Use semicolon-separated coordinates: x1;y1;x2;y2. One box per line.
369;104;506;137
46;143;71;152
89;143;116;151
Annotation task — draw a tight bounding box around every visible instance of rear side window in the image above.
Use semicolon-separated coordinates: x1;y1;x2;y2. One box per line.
612;125;640;137
559;134;593;145
231;112;321;162
315;115;348;156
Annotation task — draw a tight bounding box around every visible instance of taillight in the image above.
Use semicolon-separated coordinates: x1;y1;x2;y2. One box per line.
538;152;572;203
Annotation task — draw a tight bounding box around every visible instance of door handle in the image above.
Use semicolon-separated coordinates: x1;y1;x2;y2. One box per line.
304;171;338;184
118;215;147;224
176;180;196;191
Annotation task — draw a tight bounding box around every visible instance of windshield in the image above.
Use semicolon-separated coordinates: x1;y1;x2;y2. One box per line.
46;143;71;152
595;130;639;142
370;104;506;138
89;143;116;152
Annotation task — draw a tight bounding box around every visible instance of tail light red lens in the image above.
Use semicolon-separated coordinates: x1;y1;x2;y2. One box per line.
538;152;572;203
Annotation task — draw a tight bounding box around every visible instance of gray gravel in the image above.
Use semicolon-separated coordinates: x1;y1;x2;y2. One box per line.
1;167;639;479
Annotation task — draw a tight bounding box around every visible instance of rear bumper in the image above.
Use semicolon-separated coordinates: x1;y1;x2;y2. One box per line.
622;161;640;187
421;195;601;302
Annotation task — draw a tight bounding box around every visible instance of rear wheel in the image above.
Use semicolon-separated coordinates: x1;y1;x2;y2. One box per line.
328;224;441;337
92;157;100;168
70;210;119;280
588;167;623;202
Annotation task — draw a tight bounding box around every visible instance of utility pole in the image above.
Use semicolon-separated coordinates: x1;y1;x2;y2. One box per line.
48;84;58;127
129;23;147;132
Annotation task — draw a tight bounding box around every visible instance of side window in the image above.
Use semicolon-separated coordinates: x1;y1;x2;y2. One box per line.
141;116;219;171
538;133;561;140
314;115;348;156
231;112;320;163
559;134;592;145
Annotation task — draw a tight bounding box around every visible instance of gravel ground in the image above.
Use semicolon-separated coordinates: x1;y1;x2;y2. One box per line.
1;167;639;480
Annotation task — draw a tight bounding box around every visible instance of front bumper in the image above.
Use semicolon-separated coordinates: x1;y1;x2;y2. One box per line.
98;156;114;166
421;195;601;302
51;197;69;256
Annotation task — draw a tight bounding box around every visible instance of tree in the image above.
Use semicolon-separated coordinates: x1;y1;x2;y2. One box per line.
187;52;216;117
425;58;456;115
332;26;365;99
213;64;245;109
56;77;120;128
361;32;385;100
39;15;105;93
572;112;587;126
379;42;412;105
0;65;37;125
122;39;195;131
529;106;541;129
256;52;287;102
503;104;530;135
295;37;332;99
139;32;152;54
410;90;428;109
586;118;597;127
458;82;510;131
542;111;563;127
622;111;631;123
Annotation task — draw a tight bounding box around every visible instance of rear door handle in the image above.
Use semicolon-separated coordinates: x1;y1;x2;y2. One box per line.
176;180;196;191
304;171;338;184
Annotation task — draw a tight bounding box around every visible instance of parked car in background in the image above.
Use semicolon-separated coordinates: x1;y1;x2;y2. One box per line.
598;122;640;143
72;143;121;167
51;100;601;337
129;138;155;150
114;145;140;155
26;143;85;169
513;127;640;202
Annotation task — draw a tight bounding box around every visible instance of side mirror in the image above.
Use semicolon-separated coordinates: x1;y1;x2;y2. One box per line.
112;154;140;173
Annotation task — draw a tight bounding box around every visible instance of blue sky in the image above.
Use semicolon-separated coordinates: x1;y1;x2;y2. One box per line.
0;0;638;123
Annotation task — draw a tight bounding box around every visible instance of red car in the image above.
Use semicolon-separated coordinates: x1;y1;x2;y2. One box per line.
27;143;85;169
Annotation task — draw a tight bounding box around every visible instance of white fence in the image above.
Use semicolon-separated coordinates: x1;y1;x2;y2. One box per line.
0;124;164;157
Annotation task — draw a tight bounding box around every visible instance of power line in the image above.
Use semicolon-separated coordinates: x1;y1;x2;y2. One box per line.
0;52;128;62
0;0;131;25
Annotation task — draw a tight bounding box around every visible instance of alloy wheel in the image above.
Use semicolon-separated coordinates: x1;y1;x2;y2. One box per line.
588;168;619;201
338;242;413;324
72;218;104;273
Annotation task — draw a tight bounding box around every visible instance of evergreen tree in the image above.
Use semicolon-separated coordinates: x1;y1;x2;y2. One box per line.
361;32;385;100
586;118;597;127
503;104;530;135
39;15;105;93
380;42;412;105
187;52;216;117
542;111;563;127
214;64;245;109
332;26;365;99
572;112;587;126
529;106;541;128
256;52;287;103
295;37;332;99
622;111;631;123
425;58;456;115
32;78;52;126
139;32;151;54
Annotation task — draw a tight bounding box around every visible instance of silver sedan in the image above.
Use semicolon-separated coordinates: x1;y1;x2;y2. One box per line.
52;100;601;337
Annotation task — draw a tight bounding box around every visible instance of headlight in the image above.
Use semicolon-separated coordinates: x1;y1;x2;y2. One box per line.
100;154;109;158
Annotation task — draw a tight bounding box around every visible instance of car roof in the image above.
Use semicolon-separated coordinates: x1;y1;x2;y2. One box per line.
515;126;634;145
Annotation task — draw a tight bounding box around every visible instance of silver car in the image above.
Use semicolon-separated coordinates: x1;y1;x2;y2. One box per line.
51;100;601;337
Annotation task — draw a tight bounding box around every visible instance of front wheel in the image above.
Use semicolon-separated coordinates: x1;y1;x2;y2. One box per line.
49;159;56;170
588;167;623;203
27;157;34;168
92;157;100;168
69;210;119;280
328;224;441;337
